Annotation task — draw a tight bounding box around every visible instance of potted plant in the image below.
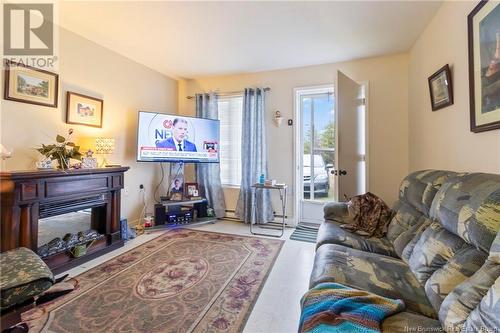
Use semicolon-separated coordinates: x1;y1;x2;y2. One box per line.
36;129;82;170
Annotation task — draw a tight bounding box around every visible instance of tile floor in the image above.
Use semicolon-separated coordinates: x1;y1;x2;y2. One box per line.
61;220;316;333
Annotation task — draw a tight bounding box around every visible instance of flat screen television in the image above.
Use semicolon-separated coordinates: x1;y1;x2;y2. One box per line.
137;111;220;163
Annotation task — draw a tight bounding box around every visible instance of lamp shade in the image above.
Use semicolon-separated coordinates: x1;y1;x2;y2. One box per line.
95;138;115;154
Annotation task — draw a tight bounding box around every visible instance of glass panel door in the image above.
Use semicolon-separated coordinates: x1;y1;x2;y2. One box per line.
301;92;335;202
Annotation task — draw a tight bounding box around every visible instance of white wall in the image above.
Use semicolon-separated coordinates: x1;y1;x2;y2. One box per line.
409;1;500;173
0;28;178;222
179;53;410;218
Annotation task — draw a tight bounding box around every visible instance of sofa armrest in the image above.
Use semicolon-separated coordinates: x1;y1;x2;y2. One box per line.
323;202;349;224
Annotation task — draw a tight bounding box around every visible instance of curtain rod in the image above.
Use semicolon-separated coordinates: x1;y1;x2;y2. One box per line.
186;87;270;99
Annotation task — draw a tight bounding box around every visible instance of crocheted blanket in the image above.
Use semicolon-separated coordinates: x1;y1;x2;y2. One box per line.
299;283;405;333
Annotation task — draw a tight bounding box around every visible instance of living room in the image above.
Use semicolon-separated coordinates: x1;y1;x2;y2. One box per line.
1;1;499;333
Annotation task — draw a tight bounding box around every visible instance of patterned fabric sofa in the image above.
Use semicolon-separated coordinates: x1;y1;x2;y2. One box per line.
310;170;500;332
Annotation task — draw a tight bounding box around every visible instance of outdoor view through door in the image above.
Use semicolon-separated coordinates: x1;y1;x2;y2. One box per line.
302;90;335;202
296;86;336;224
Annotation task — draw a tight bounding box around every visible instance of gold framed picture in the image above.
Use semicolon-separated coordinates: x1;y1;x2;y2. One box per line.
468;0;500;132
66;91;103;128
4;60;59;108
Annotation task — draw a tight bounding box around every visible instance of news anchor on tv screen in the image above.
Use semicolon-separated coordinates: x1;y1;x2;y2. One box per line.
156;118;197;152
136;111;220;163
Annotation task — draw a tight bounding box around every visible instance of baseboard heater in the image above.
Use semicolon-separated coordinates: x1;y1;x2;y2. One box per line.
223;209;291;226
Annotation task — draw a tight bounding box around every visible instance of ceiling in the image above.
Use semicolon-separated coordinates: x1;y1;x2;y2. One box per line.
59;1;442;79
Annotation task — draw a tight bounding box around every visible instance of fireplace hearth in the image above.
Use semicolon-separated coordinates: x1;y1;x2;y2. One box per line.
1;167;129;274
38;228;104;258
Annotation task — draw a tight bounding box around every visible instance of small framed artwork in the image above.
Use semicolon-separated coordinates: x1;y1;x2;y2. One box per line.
468;0;500;132
170;177;184;200
428;64;453;111
66;91;103;128
185;183;199;198
4;60;59;107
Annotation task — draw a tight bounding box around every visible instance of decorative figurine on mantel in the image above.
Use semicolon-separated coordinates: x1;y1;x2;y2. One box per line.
81;149;98;169
36;157;53;169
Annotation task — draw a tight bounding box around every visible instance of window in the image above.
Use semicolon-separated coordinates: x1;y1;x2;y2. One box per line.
218;95;243;186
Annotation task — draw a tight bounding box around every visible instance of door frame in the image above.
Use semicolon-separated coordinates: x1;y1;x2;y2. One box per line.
293;81;370;225
359;80;370;197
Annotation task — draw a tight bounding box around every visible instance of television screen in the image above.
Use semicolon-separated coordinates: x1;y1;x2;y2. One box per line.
137;111;220;163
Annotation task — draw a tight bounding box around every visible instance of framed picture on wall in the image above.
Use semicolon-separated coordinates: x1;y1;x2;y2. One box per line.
66;91;103;128
468;0;500;132
3;60;59;107
428;64;453;111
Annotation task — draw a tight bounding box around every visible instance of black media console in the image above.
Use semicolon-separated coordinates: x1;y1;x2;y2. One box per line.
154;198;211;226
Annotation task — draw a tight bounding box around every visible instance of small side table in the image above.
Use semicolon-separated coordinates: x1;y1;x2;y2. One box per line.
250;183;288;238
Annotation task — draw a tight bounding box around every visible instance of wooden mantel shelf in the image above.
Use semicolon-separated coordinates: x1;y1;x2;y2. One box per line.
0;166;130;180
1;166;130;274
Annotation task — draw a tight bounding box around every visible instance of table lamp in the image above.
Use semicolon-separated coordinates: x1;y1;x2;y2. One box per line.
95;138;119;167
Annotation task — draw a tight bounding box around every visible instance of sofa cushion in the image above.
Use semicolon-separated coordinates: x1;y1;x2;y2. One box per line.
382;312;442;332
408;222;470;284
316;220;397;257
310;244;436;318
424;245;488;313
386;170;457;255
386;200;423;245
460;231;500;332
398;170;457;216
430;172;500;253
439;259;500;332
439;231;500;332
401;218;433;263
462;276;500;333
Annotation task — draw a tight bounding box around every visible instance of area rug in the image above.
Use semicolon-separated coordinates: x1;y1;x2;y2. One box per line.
23;229;284;333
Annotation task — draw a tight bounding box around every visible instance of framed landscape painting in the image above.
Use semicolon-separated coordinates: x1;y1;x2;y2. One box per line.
4;60;59;107
468;0;500;132
66;91;103;128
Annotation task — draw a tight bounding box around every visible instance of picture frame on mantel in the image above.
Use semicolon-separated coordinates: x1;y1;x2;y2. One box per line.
3;60;59;108
428;64;453;111
468;0;500;132
66;91;104;128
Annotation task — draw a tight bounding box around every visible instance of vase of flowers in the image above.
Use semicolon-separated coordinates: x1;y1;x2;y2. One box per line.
36;129;82;170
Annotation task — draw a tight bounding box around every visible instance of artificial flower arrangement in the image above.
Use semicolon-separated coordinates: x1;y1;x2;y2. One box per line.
36;129;82;170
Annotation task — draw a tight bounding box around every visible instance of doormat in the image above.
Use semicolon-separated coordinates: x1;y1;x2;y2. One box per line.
290;223;320;243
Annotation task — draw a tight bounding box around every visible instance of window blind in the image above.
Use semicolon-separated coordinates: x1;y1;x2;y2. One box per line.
218;95;243;186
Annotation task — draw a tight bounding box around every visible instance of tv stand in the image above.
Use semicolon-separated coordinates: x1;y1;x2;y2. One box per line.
153;197;215;228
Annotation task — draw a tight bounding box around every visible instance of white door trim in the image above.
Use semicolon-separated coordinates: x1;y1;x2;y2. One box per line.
293;84;335;226
358;80;370;193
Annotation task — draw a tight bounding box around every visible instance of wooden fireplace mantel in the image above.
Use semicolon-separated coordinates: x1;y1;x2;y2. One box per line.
1;167;129;273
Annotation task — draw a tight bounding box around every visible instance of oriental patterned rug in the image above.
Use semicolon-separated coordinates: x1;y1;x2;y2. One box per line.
23;229;284;333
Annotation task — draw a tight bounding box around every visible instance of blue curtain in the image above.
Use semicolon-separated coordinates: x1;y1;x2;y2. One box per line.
236;88;274;224
195;93;226;218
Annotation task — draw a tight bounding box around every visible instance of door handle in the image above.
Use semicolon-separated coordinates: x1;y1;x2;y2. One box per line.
332;169;347;176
